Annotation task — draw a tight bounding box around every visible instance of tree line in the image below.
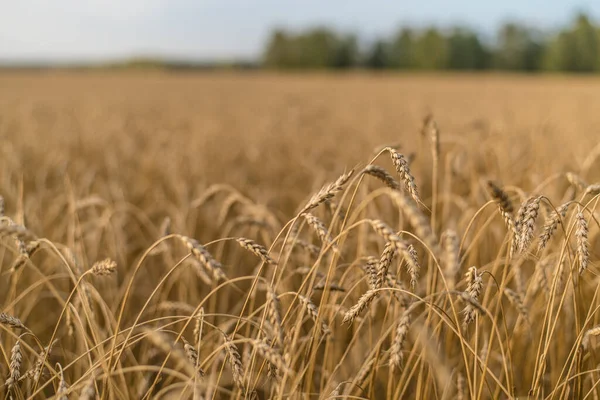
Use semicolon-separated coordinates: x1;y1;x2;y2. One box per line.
264;13;600;72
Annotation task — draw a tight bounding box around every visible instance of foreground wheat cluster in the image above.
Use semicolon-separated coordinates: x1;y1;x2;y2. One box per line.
2;75;600;399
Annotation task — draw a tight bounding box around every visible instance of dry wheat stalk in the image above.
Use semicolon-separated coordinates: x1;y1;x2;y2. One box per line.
79;371;97;400
235;237;276;265
222;333;245;392
538;203;569;252
91;258;117;275
389;311;411;372
516;196;541;254
566;172;587;191
576;208;589;275
457;372;465;400
342;289;378;324
0;312;26;330
302;213;338;253
584;184;600;196
362;165;401;190
370;220;420;288
5;339;22;390
504;288;529;320
442;229;460;289
361;256;379;289
302;169;354;213
180;236;226;281
298;294;330;335
252;340;291;376
462;266;484;328
487;181;514;230
57;363;68;400
312;281;345;292
182;337;205;377
267;286;284;345
581;325;600;352
385;147;421;204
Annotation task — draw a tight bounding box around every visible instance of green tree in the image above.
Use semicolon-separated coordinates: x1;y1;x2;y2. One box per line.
365;40;389;69
389;28;415;69
494;23;544;71
413;28;448;70
446;28;489;70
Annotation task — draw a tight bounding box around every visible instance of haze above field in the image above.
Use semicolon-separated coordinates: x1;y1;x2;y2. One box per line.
2;0;600;64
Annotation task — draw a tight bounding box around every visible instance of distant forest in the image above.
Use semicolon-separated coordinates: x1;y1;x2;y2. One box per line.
263;13;600;72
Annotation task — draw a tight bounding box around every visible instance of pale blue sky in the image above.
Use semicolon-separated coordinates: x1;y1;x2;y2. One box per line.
1;0;599;62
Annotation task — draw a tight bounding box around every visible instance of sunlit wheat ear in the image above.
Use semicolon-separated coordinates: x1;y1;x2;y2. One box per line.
584;183;600;196
302;169;354;213
302;213;338;253
581;326;600;352
486;180;514;230
79;371;97;400
389;311;411;372
362;165;401;190
0;195;4;216
442;229;460;289
353;354;375;391
91;258;117;275
252;340;291;376
193;307;204;346
179;235;226;280
456;372;465;400
566;172;587;191
389;192;439;252
361;256;379;289
235;237;276;265
182;337;205;377
576;208;589;275
462;266;484;328
516;196;541;254
56;363;68;400
0;312;26;330
538;203;569;252
26;340;57;382
298;294;330;335
267;286;284;345
504;288;529;321
369;220;420;288
222;333;245;392
343;289;378;324
385;147;421;204
5;339;22;390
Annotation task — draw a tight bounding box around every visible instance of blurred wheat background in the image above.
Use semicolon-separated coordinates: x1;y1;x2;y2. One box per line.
1;71;600;399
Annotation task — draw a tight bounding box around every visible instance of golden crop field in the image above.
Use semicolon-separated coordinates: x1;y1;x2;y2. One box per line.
1;72;600;399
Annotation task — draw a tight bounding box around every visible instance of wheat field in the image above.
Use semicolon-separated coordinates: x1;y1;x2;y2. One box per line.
1;72;600;399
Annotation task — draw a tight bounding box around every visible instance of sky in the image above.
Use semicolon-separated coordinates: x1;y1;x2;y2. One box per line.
1;0;600;63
